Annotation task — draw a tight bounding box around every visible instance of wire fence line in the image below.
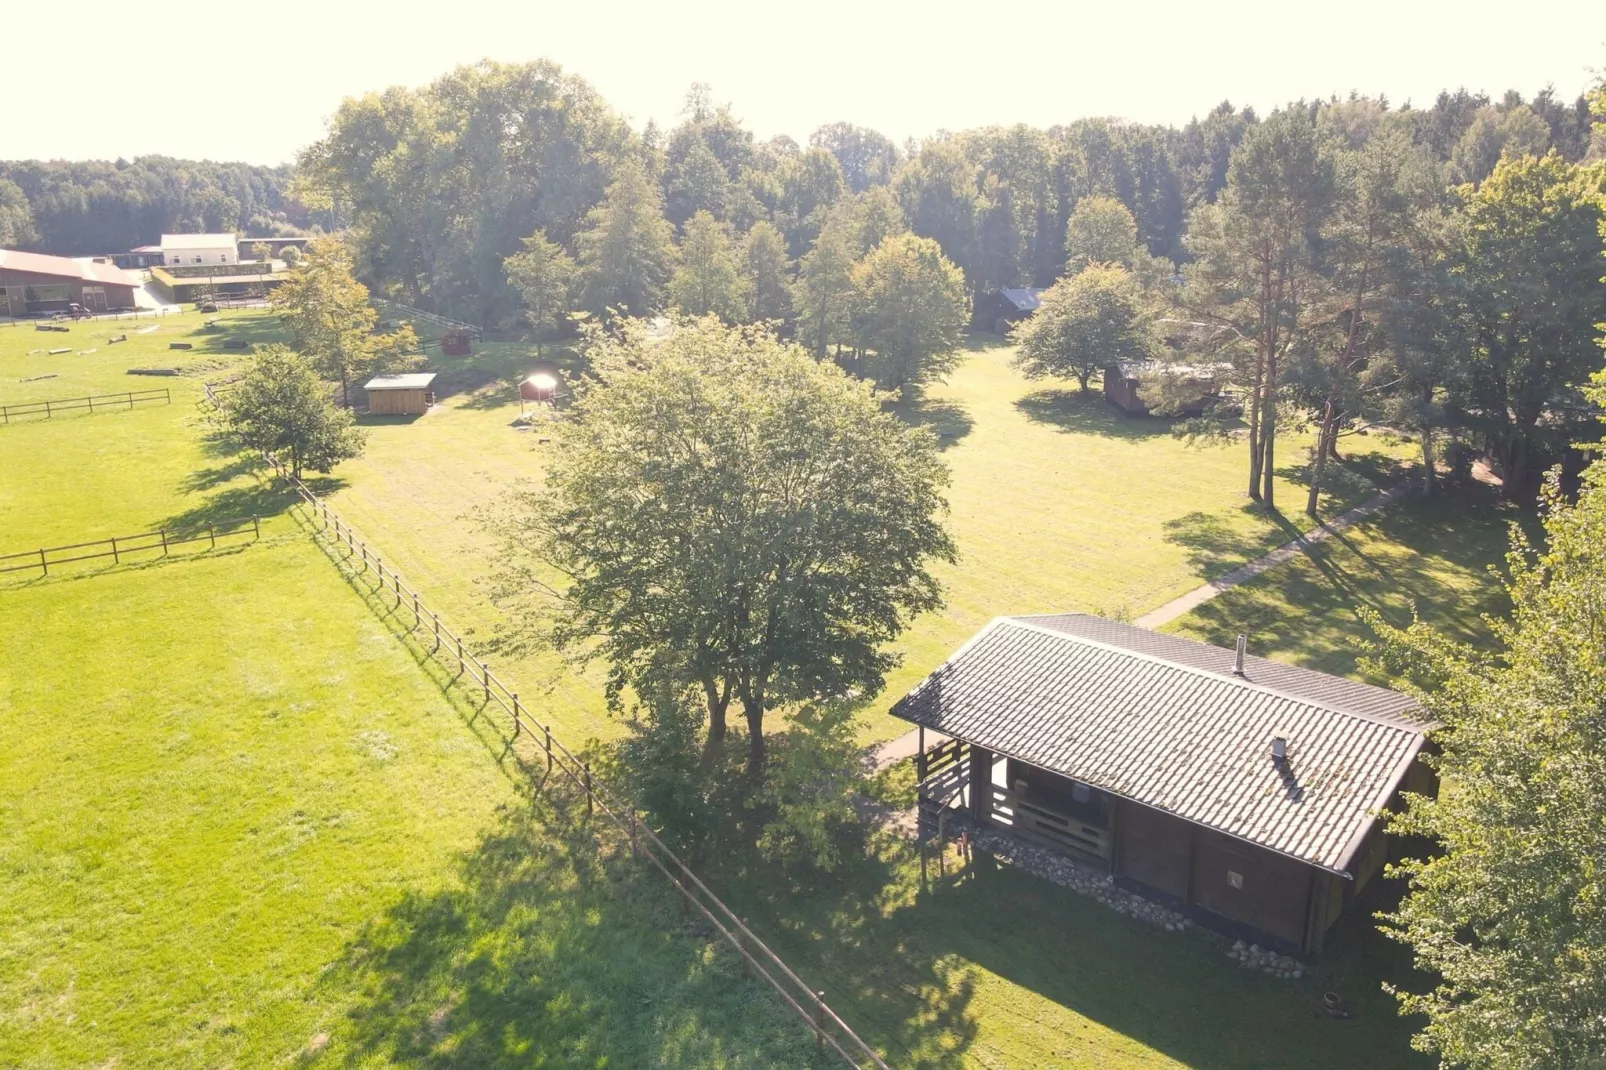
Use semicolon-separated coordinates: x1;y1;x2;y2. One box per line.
210;383;885;1067
1;388;172;424
0;517;261;576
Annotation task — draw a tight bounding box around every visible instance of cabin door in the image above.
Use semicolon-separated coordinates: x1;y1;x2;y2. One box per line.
82;287;107;313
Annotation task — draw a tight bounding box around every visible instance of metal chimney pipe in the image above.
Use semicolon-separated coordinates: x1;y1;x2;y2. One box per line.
1234;634;1247;676
1272;736;1288;761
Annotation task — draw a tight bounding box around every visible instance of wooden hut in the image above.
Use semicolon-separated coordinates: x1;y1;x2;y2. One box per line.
363;372;437;416
1103;360;1226;416
893;615;1434;955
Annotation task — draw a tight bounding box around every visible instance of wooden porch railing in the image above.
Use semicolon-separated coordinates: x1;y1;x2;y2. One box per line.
988;786;1110;860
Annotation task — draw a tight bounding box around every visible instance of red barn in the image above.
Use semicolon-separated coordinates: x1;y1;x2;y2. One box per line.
0;250;141;317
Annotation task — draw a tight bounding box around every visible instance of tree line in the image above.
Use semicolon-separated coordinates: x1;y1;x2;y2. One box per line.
0;157;329;254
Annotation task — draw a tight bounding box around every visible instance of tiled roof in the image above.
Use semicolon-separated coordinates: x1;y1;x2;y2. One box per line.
0;249;141;288
890;616;1428;874
160;233;237;250
997;287;1043;312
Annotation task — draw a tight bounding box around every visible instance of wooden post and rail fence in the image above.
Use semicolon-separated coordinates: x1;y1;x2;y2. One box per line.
195;376;885;1068
0;517;261;576
0;388;172;424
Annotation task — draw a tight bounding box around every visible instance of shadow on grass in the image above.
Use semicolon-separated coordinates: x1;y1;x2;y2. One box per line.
305;803;842;1069
1015;388;1175;440
887;392;975;451
159;475;341;536
1161;502;1295;578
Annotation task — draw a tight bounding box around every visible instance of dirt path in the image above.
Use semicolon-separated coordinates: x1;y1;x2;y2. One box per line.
871;484;1411;770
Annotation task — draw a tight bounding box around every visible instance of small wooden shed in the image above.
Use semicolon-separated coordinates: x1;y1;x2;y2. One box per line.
363;372;437;416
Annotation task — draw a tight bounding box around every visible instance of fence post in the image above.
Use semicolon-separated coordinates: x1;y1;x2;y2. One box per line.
481;661;490;703
160;529;168;556
412;592;420;628
361;544;367;570
39;548;47;576
393;572;401;608
512;693;521;736
208;525;216;550
44;400;51;419
456;636;464;674
545;726;552;773
110;536;119;564
88;396;95;413
432;613;441;652
252;515;260;538
738;918;749;978
584;763;593;817
377;560;384;585
815;992;827;1050
630;810;639;860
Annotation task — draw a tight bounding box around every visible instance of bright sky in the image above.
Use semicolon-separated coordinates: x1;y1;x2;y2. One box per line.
11;0;1603;165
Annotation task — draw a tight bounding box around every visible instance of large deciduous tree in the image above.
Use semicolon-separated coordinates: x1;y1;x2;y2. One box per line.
793;209;857;358
668;211;748;322
1064;195;1144;272
740;220;792;325
851;233;969;390
513;318;954;770
504;229;576;355
575;158;676;319
1013;264;1156;392
1454;153;1606;498
218;346;365;480
270;236;420;408
1366;452;1606;1067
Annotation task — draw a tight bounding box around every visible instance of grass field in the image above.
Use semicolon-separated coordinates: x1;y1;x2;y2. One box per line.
1;313;1450;1068
1162;482;1533;680
324;331;1417;743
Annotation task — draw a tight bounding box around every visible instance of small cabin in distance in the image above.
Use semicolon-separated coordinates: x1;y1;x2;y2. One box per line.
1103;360;1225;416
976;287;1044;334
894;614;1435;956
363;372;437;416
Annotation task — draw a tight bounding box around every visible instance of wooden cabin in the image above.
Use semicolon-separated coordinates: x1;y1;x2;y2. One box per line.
893;614;1434;955
975;287;1044;334
363;372;437;416
1103;360;1224;416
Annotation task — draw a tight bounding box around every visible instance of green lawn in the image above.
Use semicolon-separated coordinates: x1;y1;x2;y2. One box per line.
0;316;1444;1068
324;331;1415;744
1162;482;1532;681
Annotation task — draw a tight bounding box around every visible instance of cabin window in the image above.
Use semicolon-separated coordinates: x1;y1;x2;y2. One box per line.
193;256;203;264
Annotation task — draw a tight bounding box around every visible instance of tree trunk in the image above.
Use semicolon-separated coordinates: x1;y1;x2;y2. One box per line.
1421;428;1437;497
1078;367;1093;392
703;678;729;751
1306;400;1337;518
1260;349;1278;509
743;697;766;773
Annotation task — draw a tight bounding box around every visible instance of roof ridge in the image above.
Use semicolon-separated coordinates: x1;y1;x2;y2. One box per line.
998;617;1422;738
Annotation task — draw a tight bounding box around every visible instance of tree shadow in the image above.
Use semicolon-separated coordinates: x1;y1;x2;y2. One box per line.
887;393;975;451
158;479;336;535
1161;503;1290;578
355;412;424;427
1015;388;1176;440
303;804;842;1069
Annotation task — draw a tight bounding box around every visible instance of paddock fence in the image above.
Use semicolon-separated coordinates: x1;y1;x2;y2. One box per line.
371;297;483;339
0;516;261;576
223;413;885;1067
1;388;172;424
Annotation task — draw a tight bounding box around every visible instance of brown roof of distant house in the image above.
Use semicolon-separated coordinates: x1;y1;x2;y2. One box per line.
0;249;141;288
890;615;1428;875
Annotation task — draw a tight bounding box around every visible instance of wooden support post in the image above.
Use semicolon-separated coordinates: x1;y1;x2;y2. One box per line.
481;661;490;703
814;991;827;1050
44;400;51;418
630;810;639;859
39;548;47;576
737;918;749;978
110;536;119;564
208;525;216;550
377;560;384;585
412;592;420;628
916;725;926;782
456;636;464;674
545;726;552;773
160;529;169;556
584;764;593;816
252;515;260;538
88;396;94;412
432;613;441;652
361;544;367;570
394;572;401;608
512;693;521;736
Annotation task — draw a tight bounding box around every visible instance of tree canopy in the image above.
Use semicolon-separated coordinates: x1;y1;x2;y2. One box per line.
217;346;365;480
850;233;969;390
509;318;954;770
1013;264;1156;392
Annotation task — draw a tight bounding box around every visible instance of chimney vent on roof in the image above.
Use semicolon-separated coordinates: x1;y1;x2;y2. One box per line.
1271;736;1288;761
1234;634;1247;676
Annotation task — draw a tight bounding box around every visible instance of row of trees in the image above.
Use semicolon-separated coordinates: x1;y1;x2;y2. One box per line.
296;61;1601;331
0;158;329;254
1009;93;1606;511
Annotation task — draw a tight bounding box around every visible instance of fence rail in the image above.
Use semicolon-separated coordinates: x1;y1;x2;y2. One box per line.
1;388;171;424
372;297;483;339
244;442;886;1068
0;516;261;576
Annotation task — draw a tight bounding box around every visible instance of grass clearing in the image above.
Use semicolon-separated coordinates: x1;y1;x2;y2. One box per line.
1161;483;1533;680
325;331;1416;743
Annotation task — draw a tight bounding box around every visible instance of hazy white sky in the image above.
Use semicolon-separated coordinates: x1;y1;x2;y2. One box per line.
9;0;1602;164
